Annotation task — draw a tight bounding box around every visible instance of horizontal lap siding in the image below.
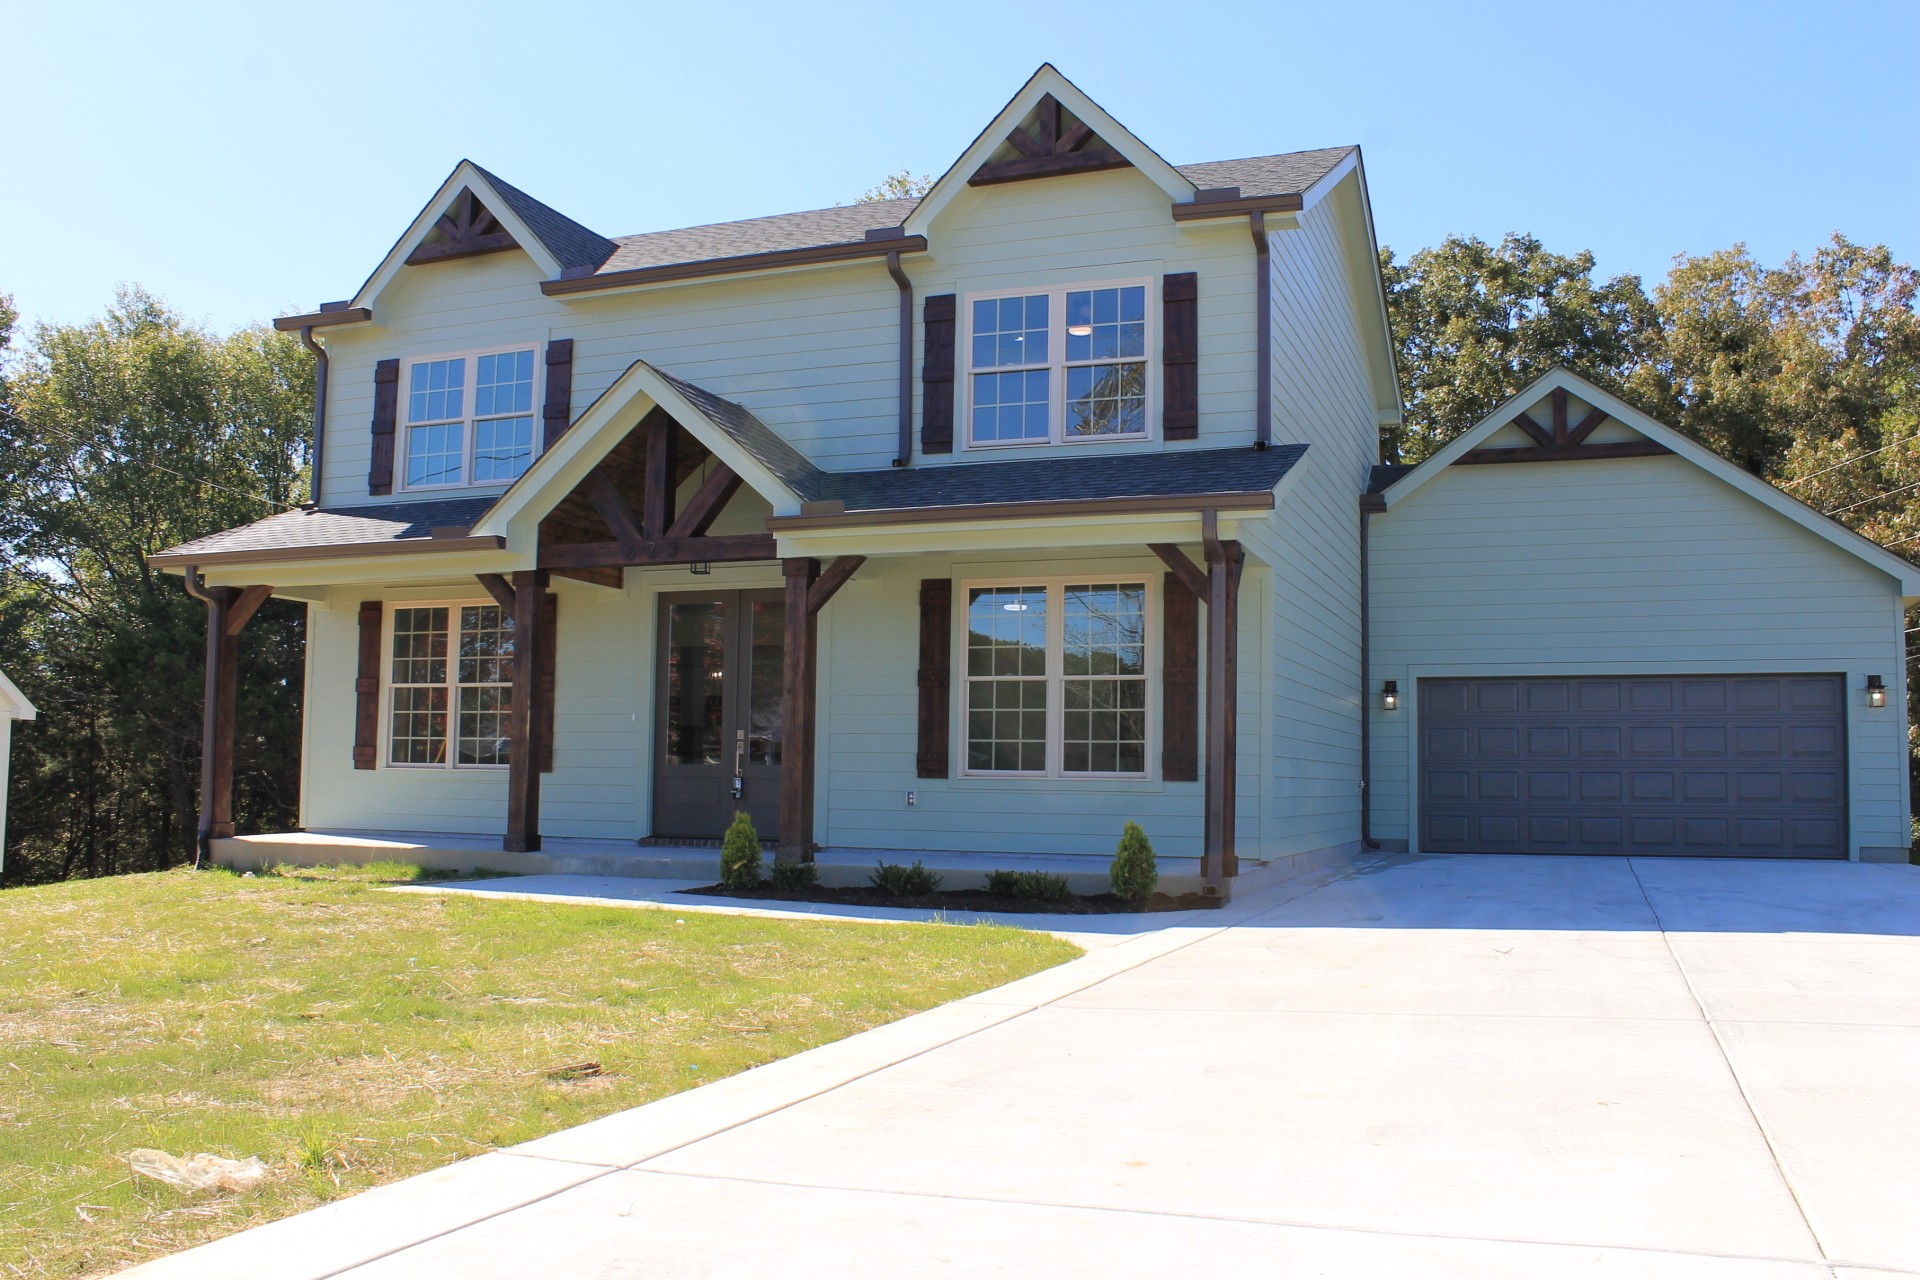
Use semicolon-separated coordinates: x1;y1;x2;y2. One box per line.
1370;457;1909;856
301;581;645;839
1249;196;1380;857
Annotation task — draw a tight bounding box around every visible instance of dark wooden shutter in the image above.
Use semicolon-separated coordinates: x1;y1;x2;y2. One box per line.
535;591;557;772
354;601;383;769
921;294;956;455
542;339;574;449
1161;574;1199;781
916;579;952;778
368;359;400;495
1162;272;1199;440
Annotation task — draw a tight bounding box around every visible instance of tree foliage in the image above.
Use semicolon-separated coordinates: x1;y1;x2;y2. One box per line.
0;288;312;884
859;170;934;203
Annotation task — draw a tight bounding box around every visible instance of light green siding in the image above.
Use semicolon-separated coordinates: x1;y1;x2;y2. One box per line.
1369;455;1911;858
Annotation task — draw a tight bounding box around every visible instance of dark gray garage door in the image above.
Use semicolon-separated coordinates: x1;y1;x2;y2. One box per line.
1419;675;1846;858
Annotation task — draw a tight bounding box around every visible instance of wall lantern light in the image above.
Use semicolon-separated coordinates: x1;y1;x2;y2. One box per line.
688;562;712;576
1867;674;1887;708
1381;679;1400;712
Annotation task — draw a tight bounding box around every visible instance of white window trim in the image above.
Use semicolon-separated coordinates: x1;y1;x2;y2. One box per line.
956;575;1158;780
381;598;514;771
959;278;1157;451
397;344;544;492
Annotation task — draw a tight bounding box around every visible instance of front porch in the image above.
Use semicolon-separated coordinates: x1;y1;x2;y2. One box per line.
212;829;1318;896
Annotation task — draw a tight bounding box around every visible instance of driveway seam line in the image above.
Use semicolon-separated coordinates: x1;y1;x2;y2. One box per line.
309;868;1351;1277
1625;856;1835;1267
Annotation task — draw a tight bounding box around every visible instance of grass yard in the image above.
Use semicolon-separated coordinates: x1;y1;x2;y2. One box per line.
0;865;1079;1278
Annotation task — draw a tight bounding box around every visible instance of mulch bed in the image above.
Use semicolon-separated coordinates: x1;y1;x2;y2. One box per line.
681;884;1223;914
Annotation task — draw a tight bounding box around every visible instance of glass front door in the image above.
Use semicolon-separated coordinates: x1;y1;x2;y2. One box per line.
653;590;784;840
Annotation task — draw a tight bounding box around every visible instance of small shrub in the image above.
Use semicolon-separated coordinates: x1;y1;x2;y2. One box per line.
870;859;942;896
986;869;1023;898
769;861;820;891
1110;821;1158;902
719;812;764;889
1011;870;1073;903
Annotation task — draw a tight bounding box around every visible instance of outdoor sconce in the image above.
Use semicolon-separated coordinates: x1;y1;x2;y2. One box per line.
688;562;712;576
1381;680;1400;712
1867;674;1887;708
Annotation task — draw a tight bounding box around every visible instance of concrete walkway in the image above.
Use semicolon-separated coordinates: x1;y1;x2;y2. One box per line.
119;855;1920;1279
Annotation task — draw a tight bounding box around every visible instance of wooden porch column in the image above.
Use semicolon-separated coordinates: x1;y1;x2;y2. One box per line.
1202;532;1244;890
504;568;548;853
779;557;820;862
186;576;274;866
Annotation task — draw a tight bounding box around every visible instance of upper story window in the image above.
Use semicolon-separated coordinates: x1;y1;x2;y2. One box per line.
402;348;539;489
965;282;1151;448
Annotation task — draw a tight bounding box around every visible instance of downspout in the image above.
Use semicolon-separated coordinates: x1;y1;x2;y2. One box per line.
1250;211;1271;450
886;250;913;467
1358;494;1384;849
181;566;221;869
298;325;328;504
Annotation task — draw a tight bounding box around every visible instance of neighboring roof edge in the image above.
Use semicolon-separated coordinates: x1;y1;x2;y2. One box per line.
347;161;596;313
1381;368;1920;596
905;63;1196;236
0;668;36;721
469;360;815;541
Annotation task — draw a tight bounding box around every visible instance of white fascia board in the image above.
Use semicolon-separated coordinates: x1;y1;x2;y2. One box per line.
905;63;1196;236
349;161;564;312
1381;368;1920;596
1320;152;1403;422
0;668;35;720
469;360;808;549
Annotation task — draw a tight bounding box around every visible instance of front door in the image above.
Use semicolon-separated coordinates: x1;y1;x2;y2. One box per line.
653;590;785;840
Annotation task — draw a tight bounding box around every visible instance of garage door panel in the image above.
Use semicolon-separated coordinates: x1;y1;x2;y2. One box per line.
1419;675;1846;858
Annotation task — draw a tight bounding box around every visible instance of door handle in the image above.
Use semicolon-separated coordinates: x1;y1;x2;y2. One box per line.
731;729;745;801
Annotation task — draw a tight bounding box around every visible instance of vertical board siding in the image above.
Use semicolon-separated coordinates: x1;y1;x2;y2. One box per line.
1247;196;1380;857
1369;456;1910;856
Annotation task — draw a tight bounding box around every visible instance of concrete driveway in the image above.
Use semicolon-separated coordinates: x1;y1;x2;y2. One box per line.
121;854;1920;1279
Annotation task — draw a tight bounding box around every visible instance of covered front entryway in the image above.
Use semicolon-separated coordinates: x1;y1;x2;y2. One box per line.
654;589;786;839
1418;674;1848;858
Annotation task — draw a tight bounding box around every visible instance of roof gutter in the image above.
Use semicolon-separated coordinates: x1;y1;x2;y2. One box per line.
767;490;1275;533
1250;211;1271;449
148;532;507;571
297;326;328;504
886;249;913;467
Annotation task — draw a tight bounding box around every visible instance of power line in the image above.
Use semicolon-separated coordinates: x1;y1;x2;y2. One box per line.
1824;478;1920;518
1782;431;1920;488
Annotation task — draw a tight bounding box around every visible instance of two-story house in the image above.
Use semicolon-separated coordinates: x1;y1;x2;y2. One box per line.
155;66;1919;895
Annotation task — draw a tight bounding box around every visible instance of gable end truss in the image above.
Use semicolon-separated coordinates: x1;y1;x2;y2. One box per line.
405;188;520;266
969;93;1132;187
1455;387;1674;466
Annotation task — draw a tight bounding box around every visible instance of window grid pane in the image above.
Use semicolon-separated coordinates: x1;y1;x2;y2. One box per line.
971;294;1049;369
1065;362;1146;437
407;358;466;424
404;350;538;488
389;605;518;768
472;415;534;482
970;369;1050;443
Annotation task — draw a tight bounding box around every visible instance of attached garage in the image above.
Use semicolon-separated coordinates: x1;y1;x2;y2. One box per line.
1418;674;1847;858
1368;370;1920;864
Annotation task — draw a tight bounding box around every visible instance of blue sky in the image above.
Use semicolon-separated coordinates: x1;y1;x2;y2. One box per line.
6;0;1915;335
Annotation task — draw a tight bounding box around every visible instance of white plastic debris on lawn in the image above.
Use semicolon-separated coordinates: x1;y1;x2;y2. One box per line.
127;1149;269;1193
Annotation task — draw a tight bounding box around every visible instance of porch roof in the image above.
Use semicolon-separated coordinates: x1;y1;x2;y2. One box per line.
149;497;504;567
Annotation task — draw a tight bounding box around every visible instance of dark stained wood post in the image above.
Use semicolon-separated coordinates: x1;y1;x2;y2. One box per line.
186;574;275;867
1202;537;1244;889
779;557;820;862
504;568;548;853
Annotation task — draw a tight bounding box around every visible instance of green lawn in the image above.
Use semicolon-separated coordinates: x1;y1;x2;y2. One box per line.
0;865;1079;1277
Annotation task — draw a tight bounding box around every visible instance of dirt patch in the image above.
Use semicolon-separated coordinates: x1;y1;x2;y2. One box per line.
681;884;1223;914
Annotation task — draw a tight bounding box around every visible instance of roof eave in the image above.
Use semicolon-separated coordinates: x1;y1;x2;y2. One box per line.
148;534;507;571
766;489;1277;533
541;235;929;297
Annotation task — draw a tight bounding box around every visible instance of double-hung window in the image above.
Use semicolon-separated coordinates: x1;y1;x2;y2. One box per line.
402;348;539;489
387;604;515;767
966;282;1151;447
963;579;1152;777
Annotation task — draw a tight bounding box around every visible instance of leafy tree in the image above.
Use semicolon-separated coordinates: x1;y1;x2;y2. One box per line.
859;170;934;203
0;288;311;884
1378;233;1662;462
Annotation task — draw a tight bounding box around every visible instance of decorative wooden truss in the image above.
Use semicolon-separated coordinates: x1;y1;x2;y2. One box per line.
1456;387;1673;465
969;94;1131;186
405;188;519;266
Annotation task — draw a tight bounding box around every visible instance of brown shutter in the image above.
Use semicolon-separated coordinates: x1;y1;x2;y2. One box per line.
916;579;952;778
1161;574;1199;781
368;359;400;496
354;601;383;769
921;294;956;455
542;339;574;449
535;591;557;772
1162;272;1199;440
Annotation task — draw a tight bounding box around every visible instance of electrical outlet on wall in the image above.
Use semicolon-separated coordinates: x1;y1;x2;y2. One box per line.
905;790;917;808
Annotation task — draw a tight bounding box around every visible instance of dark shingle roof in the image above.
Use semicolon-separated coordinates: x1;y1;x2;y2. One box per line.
652;369;831;503
156;497;499;561
824;445;1306;514
1367;463;1414;494
1175;147;1356;198
471;164;620;273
